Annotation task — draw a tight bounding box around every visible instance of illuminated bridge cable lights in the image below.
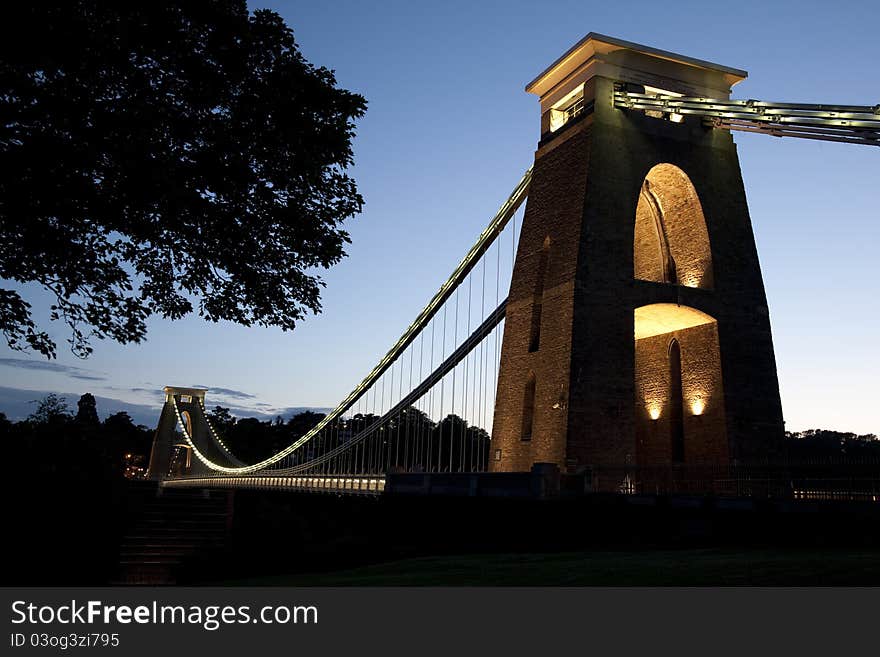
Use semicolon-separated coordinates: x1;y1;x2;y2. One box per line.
167;167;530;477
270;300;507;478
280;236;507;478
613;87;880;146
196;398;244;466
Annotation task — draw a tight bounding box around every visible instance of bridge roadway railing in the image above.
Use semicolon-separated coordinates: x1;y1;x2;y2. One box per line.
160;464;562;498
160;461;880;504
162;473;386;496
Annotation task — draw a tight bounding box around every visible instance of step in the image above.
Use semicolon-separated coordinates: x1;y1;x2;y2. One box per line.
141;508;229;515
120;556;186;565
123;535;225;543
120;541;222;552
136;509;229;516
120;541;220;550
133;517;229;526
112;565;177;586
147;502;225;509
129;527;227;537
119;546;194;559
124;527;227;536
117;486;233;585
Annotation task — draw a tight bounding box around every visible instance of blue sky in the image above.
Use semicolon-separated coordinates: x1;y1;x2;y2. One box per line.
1;0;878;434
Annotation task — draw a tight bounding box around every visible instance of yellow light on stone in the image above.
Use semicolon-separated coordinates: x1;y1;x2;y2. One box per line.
681;272;701;288
649;407;661;420
691;400;705;416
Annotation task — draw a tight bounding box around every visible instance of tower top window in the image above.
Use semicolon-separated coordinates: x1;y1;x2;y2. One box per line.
549;85;585;132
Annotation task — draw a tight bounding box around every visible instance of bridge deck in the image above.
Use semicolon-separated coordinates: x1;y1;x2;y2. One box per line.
162;474;386;496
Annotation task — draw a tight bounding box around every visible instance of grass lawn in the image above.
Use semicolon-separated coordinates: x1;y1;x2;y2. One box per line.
227;547;880;586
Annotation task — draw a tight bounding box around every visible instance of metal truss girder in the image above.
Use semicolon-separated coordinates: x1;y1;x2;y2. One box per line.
614;89;880;146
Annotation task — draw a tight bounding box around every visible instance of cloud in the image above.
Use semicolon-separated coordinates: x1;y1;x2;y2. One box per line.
102;386;162;398
0;357;106;381
235;405;331;420
192;385;256;400
200;401;331;420
278;406;332;417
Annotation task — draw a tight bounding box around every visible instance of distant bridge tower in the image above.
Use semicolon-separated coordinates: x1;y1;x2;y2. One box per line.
147;386;242;479
491;34;784;473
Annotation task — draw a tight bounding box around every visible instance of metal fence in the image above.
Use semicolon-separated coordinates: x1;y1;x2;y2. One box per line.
586;462;880;502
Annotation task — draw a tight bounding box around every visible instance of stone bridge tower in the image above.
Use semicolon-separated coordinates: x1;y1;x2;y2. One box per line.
147;386;241;479
490;33;784;473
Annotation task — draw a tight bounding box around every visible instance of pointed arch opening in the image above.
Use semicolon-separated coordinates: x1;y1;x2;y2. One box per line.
668;339;685;463
521;372;537;441
529;237;551;352
634;163;714;289
634;303;727;466
179;410;192;437
173;410;194;473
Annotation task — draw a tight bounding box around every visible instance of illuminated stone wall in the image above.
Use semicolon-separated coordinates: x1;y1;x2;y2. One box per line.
633;193;667;282
491;73;784;473
650;164;714;289
634;164;714;289
634;322;728;465
490;120;590;472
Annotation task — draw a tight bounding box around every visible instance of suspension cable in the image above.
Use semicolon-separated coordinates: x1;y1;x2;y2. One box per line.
175;167;531;474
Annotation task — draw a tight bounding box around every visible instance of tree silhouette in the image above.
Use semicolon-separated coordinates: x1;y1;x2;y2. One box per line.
28;393;71;424
431;413;490;472
785;429;880;461
0;1;367;358
76;393;100;425
207;405;236;436
287;410;327;432
4;392;153;584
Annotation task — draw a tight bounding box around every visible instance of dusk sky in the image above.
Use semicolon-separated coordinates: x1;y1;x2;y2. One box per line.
1;0;877;434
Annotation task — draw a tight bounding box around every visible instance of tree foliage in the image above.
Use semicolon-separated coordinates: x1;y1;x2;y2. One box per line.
785;429;879;461
203;405;492;471
207;406;329;463
0;1;367;358
27;392;71;424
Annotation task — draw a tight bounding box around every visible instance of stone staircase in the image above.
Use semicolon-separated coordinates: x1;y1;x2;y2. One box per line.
115;484;233;584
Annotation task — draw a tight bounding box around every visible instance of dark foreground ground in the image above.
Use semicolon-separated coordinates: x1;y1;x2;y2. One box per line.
8;480;880;585
193;489;880;586
229;548;880;586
